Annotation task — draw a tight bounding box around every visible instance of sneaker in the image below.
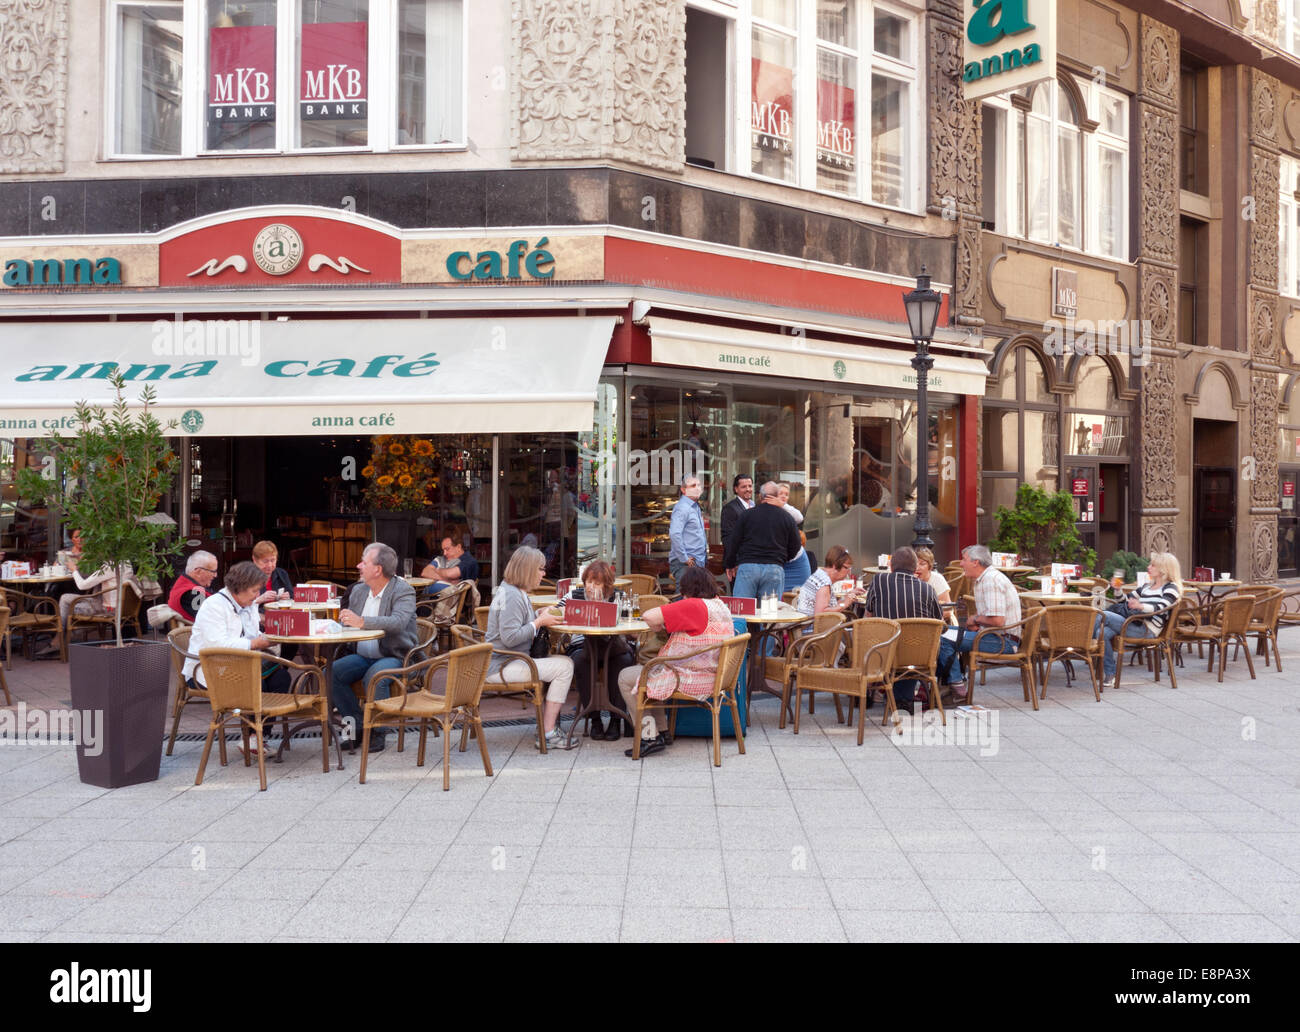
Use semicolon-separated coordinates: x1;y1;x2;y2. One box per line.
1101;677;1115;690
540;727;578;751
948;681;967;701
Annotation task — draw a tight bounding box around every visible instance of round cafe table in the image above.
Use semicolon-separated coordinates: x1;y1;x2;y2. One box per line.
407;577;434;590
2;574;74;585
738;605;811;723
549;619;649;748
261;626;384;765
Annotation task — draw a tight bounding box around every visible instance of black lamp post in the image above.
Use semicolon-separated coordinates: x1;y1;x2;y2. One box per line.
903;267;943;550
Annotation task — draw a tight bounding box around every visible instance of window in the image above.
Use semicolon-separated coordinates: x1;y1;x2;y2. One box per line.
982;78;1129;260
1180;63;1208;195
1279;1;1300;57
685;0;922;210
1281;155;1300;298
1179;216;1207;349
108;0;465;157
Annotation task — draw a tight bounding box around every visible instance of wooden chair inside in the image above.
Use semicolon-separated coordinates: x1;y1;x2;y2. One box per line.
796;618;899;742
1036;605;1102;702
891;618;946;724
359;643;495;791
967;608;1044;708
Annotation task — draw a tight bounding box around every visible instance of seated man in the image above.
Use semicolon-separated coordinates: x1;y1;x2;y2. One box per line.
420;535;479;595
330;542;418;753
168;550;219;622
862;546;942;712
937;544;1023;700
617;566;737;759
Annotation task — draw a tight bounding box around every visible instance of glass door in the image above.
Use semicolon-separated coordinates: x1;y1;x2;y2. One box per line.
1067;462;1099;557
1280;469;1299;578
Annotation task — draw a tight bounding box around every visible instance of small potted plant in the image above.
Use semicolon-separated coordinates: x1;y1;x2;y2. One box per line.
18;373;181;788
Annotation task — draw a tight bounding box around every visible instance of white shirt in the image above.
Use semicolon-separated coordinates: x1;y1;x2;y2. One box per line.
356;583;387;659
784;503;806;561
183;588;261;686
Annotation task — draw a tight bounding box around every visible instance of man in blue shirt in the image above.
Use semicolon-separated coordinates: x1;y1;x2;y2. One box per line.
420;535;479;595
668;475;708;586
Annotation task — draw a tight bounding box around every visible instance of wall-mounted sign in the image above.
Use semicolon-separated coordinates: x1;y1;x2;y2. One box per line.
963;0;1056;102
1284;481;1296;498
445;239;555;281
208;25;276;123
1052;268;1078;319
300;21;368;120
1092;423;1104;449
2;257;122;288
1071;478;1089;496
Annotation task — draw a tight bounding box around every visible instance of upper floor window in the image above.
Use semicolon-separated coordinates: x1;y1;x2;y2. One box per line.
1180;62;1208;195
981;78;1129;261
107;0;464;157
1281;154;1300;299
1279;1;1300;57
685;0;922;211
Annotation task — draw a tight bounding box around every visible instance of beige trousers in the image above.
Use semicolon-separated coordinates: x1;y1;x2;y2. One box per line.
617;665;666;739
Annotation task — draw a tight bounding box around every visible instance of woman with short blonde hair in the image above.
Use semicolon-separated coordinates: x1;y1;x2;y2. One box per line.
1097;550;1183;688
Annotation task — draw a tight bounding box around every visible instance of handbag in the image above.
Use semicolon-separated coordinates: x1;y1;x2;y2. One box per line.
530;628;552;658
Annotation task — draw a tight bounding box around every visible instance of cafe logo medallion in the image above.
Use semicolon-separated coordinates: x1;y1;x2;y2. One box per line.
833;360;847;380
251;224;304;276
180;409;205;434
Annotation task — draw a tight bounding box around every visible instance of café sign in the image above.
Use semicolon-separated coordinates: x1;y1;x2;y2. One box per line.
962;0;1056;103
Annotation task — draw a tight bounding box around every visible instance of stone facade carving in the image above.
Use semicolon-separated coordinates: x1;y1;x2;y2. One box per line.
512;0;685;171
1138;106;1178;266
1251;148;1281;287
1251;289;1278;363
1251;518;1277;582
1252;69;1278;145
1139;16;1178;106
1140;358;1178;510
1143;521;1175;557
1254;0;1280;47
1251;372;1280;505
0;0;68;174
1140;267;1175;342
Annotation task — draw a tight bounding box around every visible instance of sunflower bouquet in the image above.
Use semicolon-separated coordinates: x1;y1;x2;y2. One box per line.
361;435;438;511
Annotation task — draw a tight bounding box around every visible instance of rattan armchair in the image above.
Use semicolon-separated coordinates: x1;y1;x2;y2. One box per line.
1113;599;1184;690
768;612;845;729
1;587;59;662
359;643;495;790
627;633;750;766
892;618;946;724
165;626;214;759
1236;585;1285;671
794;618;900;741
1174;594;1257;683
474;605;491;633
967;609;1045;709
66;583;143;656
1036;605;1103;702
195;648;331;791
621;573;658;595
450;626;549;753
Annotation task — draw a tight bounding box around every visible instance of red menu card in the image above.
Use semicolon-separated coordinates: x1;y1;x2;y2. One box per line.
720;596;757;616
564;600;616;627
265;608;309;636
294;584;333;602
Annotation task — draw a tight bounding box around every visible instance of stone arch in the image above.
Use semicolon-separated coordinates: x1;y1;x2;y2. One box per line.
1185;360;1247;415
1062;351;1138;401
987;334;1061;393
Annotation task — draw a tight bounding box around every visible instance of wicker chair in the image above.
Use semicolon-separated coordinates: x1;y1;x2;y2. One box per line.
892;618;946;724
65;583;143;658
1036;605;1103;702
1279;588;1300;631
621;573;658;596
416;580;476;652
474;605;491;633
627;633;751;767
0;608;11;704
794;618;899;742
359;643;495;790
634;595;671;664
451;624;549;752
1175;594;1257;683
1113;599;1184;690
1;587;59;662
772;613;847;729
195;648;330;791
967;608;1045;709
165;626;212;758
1235;585;1285;671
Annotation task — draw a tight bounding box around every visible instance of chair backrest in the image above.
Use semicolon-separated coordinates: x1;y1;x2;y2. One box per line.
117;582;142;621
167;626;192;684
782;589;799;606
1217;594;1255;635
849;618;900;680
198;647;264;712
1236;585;1284;623
639;594;670;614
812;611;846;634
443;642;494;709
1148;599;1185;643
1041;604;1099;651
0;606;8;637
451;623;484;647
710;634;751;698
893;618;943;670
622;573;657;595
473;605;490;633
961;594;976;620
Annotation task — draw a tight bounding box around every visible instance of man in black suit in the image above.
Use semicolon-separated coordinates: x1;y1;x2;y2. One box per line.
720;474;754;556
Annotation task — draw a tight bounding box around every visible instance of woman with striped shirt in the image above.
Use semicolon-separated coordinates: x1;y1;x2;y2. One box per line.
1099;552;1183;689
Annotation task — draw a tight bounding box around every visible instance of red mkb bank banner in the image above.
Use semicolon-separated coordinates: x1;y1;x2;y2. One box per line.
300;21;368;120
209;25;276;123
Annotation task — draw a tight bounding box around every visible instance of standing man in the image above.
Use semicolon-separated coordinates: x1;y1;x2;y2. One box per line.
331;542;418;753
862;546;942;713
724;481;801;601
668;474;708;587
420;534;480;596
938;544;1023;700
720;474;754;556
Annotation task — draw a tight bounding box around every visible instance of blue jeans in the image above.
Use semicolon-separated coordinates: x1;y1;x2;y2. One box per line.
331;653;402;740
940;630;1019;683
732;563;784;601
1098;610;1151;678
783;554;812;593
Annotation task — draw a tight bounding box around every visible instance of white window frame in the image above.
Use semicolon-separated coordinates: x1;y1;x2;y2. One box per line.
104;0;467;158
693;0;923;212
1279;0;1300;57
1281;154;1300;299
982;77;1130;261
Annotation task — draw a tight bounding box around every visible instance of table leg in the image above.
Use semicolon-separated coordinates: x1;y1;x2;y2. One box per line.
276;642;345;771
564;636;634;749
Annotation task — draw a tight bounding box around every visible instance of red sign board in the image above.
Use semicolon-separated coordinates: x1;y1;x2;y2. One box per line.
300;21;368;120
208;25;276;123
1092;423;1104;449
1071;478;1090;496
751;58;794;153
265;608;309;636
563;600;616;627
294;584;333;602
816;78;854;170
720;596;757;616
1284;482;1296;498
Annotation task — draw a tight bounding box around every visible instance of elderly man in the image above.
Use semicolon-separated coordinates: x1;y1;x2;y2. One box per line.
668;474;708;586
724;481;801;602
420;535;479;595
330;542;418;753
168;550;219;622
938;544;1023;700
863;546;942;712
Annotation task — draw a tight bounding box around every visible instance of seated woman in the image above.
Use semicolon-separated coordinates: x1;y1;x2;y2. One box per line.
251;540;294;603
796;545;857;617
561;559;636;741
915;546;957;626
617;566;736;758
485;545;577;751
1097;552;1182;689
50;538;142;656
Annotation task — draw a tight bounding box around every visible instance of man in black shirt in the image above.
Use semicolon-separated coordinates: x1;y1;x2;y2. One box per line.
863;546;941;712
724;481;801;600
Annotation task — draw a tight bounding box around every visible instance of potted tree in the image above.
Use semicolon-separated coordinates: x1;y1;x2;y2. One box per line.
989;483;1097;574
18;373;181;788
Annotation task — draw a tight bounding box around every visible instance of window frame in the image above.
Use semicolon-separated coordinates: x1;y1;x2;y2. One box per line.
1281;154;1300;300
104;0;468;159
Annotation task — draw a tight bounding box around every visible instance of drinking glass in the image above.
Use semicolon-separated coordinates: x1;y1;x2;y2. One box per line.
403;558;413;578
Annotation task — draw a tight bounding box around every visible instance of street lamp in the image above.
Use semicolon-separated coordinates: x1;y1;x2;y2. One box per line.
903;267;943;550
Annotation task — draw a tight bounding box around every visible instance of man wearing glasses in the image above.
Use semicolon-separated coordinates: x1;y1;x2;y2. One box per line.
168;550;220;622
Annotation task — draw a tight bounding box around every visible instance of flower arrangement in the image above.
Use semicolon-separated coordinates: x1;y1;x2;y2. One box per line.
361;435;438;511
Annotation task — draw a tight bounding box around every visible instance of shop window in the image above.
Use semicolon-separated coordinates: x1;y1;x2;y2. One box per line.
982;78;1128;260
108;0;466;156
113;2;184;155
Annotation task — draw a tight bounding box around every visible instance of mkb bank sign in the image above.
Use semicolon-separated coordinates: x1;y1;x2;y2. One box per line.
962;0;1056;102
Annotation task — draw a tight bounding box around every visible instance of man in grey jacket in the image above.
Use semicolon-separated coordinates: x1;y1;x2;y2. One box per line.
331;542;418;753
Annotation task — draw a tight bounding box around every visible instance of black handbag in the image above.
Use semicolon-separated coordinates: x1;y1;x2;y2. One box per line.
530;628;552;658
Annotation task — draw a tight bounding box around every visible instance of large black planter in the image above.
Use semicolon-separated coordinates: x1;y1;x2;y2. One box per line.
371;510;420;563
68;638;172;789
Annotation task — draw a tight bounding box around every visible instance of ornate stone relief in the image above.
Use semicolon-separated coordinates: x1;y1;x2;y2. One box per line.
1254;0;1280;47
0;0;68;174
956;221;981;321
1141;358;1178;509
928;14;979;215
1141;519;1175;557
1251;373;1280;505
1251;148;1281;288
1138;106;1177;266
1140;267;1176;343
1139;15;1178;107
512;0;685;171
1251;289;1278;363
1251;70;1279;146
1251;518;1277;581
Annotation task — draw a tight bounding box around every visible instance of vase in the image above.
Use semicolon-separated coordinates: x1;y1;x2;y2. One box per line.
371;510;421;564
68;639;172;788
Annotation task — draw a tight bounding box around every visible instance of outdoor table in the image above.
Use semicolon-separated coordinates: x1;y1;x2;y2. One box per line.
1183;579;1241;605
738;605;811;722
549;618;649;748
2;574;74;585
1018;591;1091;605
529;594;561;608
261;626;384;764
407;577;434;590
